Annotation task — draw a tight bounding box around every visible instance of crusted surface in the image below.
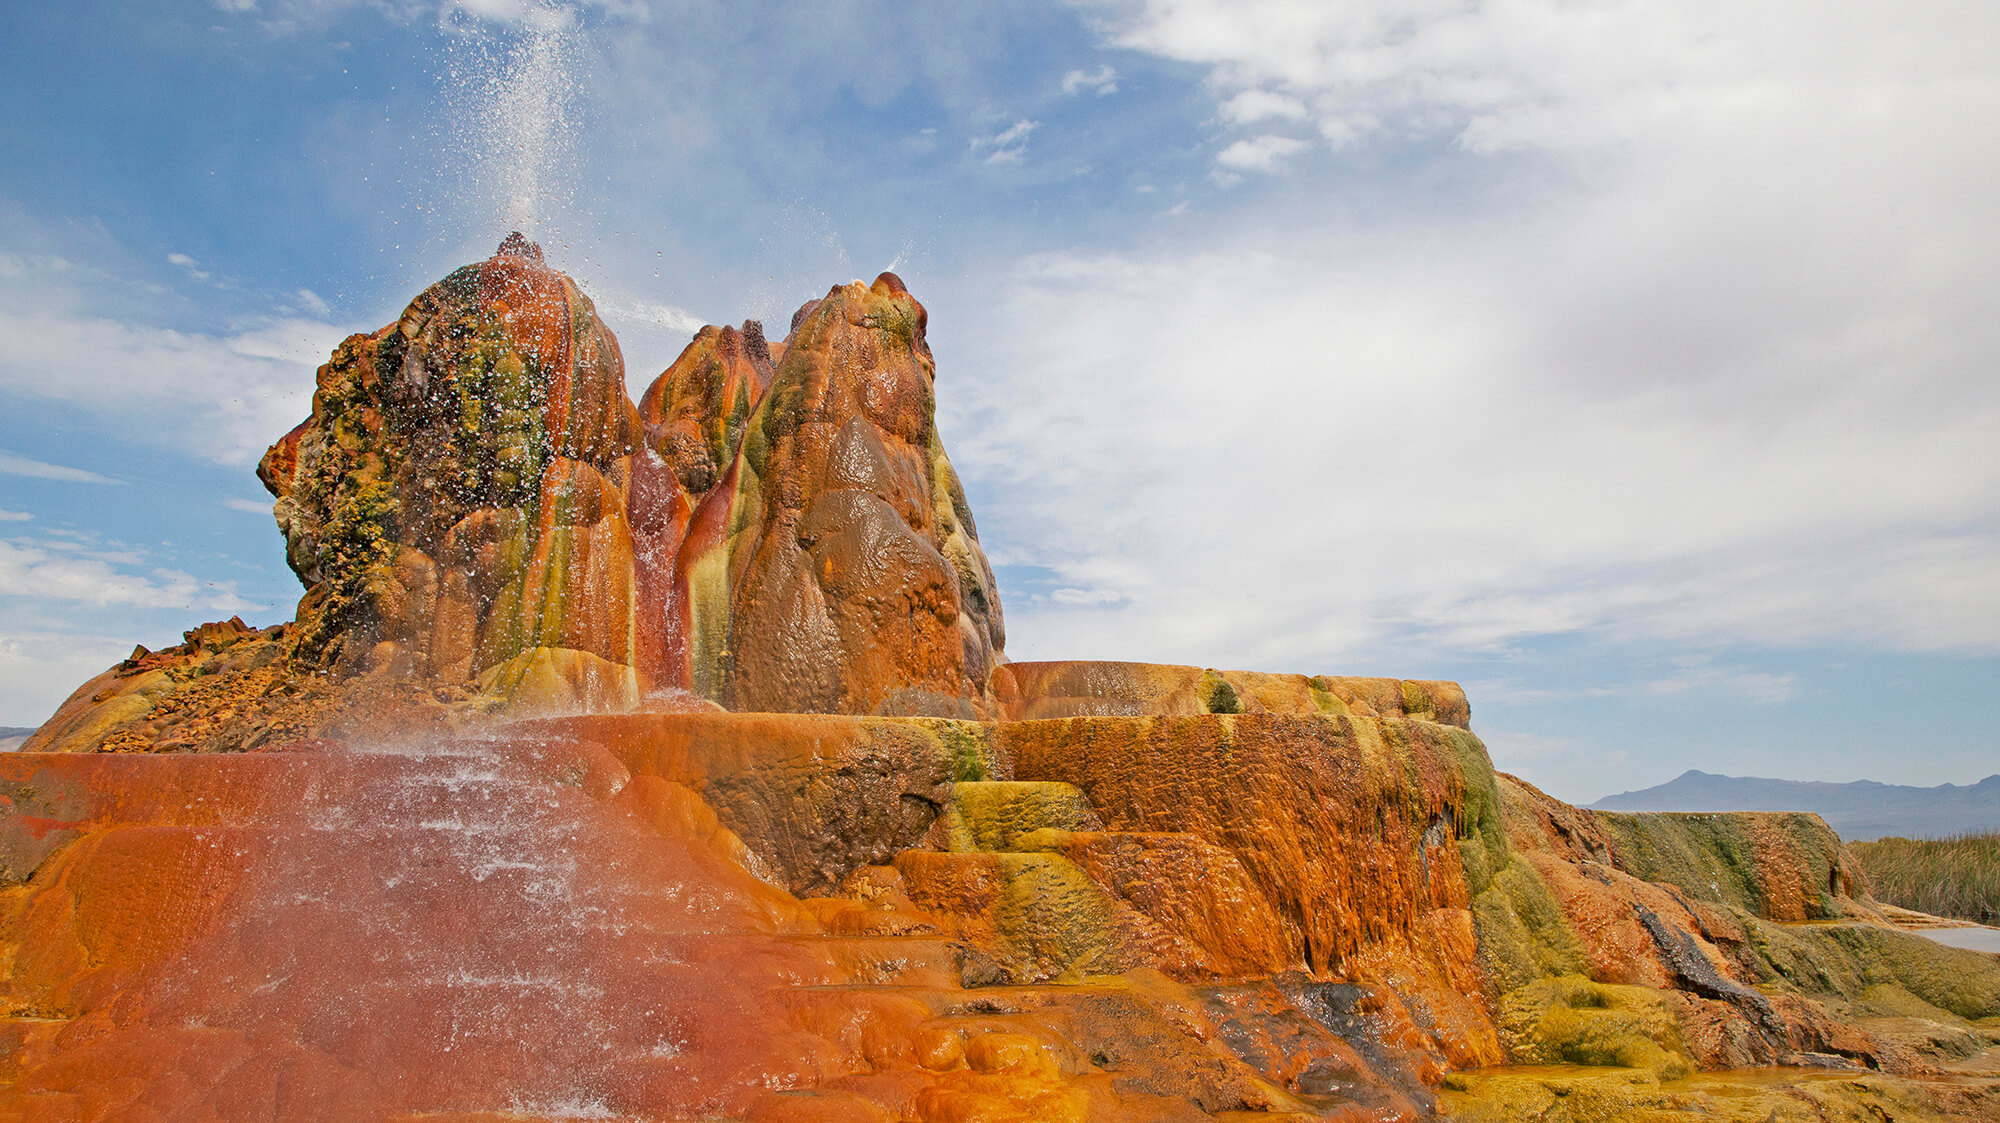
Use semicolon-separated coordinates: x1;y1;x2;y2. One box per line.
707;274;1006;718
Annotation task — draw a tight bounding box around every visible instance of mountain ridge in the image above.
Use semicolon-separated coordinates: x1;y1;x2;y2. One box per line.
1590;769;2000;841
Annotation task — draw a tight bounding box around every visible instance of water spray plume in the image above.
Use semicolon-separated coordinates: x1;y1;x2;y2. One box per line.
443;0;583;247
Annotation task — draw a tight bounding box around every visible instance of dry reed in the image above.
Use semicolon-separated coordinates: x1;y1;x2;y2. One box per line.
1849;830;2000;924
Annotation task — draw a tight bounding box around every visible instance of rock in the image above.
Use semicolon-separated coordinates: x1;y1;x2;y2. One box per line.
637;320;774;498
697;274;1006;718
43;254;1007;750
993;661;1468;726
999;712;1508;1071
258;234;645;696
532;711;995;894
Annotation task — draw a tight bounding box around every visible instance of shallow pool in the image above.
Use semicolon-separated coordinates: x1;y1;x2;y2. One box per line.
1914;925;2000;954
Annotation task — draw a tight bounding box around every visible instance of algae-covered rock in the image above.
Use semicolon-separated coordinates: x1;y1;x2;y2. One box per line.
941;781;1103;852
637;320;773;497
991;661;1471;726
259;234;645;689
1591;807;1865;921
1001;711;1511;1070
1499;975;1693;1078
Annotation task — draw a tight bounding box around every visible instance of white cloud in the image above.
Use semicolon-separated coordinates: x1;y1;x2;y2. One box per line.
970;119;1038;164
933;0;2000;670
593;290;707;339
1218;88;1307;125
0;289;340;465
0;451;120;484
1640;665;1799;705
1062;65;1119;96
1049;587;1125;606
166;252;212;282
1471;657;1800;707
949;204;2000;666
0;631;139;727
1214;133;1309;173
1101;0;2000;160
0;509;30;522
223;497;275;514
0;538;253;613
586;287;713;397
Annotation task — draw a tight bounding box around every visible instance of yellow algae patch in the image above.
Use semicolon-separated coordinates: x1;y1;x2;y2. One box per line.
477;646;646;715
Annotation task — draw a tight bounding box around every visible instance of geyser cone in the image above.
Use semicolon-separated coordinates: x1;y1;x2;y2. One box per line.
261;234;652;709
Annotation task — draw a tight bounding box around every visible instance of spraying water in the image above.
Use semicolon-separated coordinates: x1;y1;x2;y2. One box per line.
439;0;585;244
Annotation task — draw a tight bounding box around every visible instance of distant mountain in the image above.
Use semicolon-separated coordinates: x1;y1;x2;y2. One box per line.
0;727;37;753
1590;770;2000;842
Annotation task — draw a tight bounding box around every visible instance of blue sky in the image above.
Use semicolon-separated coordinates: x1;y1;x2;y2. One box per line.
2;0;1996;804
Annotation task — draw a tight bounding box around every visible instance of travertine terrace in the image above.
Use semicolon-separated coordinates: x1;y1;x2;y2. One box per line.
5;239;1997;1121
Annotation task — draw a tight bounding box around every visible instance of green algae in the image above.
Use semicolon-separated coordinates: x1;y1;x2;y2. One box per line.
1500;975;1693;1078
1438;1063;1978;1123
905;718;1002;782
290;472;400;667
1593;810;1848;920
1305;675;1352;716
1740;918;2000;1021
1473;859;1591;994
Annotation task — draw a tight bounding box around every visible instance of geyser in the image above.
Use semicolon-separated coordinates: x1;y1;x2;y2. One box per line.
4;242;1997;1121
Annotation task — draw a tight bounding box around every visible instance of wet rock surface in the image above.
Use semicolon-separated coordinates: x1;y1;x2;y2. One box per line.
709;275;1005;718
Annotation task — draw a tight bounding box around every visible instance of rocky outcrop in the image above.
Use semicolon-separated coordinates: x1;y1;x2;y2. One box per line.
994;660;1470;724
19;617;492;755
630;320;774;693
691;275;1005;718
259;234;651;710
38;242;1007;748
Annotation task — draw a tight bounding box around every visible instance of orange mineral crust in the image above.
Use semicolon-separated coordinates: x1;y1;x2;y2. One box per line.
0;734;1421;1121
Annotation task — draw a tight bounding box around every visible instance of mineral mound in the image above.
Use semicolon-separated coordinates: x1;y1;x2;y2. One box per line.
5;239;1996;1122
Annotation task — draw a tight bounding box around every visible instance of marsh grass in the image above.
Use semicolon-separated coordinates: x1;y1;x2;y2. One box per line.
1850;830;2000;924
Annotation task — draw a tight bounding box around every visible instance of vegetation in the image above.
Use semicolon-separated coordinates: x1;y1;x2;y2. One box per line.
1201;671;1242;714
1850;830;2000;924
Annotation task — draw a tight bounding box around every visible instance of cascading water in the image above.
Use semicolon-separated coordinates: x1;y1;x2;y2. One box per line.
10;735;848;1118
4;20;831;1113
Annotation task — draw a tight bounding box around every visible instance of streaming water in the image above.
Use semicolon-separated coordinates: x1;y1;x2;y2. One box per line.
37;735;826;1119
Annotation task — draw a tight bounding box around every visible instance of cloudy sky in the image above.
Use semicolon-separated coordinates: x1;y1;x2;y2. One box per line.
2;0;1995;802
